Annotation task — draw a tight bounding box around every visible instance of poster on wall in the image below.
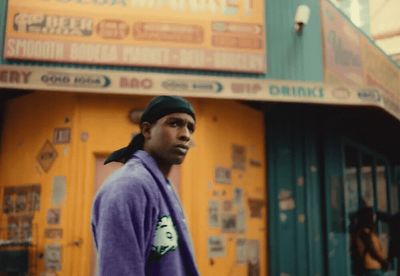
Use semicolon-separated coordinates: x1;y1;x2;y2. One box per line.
208;236;226;258
45;244;62;271
221;212;237;232
4;0;267;73
232;144;246;170
236;238;247;263
247;240;260;276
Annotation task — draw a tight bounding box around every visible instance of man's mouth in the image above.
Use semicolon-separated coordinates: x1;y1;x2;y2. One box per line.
175;145;189;154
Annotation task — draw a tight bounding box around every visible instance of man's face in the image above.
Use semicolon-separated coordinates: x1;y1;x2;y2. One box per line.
143;112;195;167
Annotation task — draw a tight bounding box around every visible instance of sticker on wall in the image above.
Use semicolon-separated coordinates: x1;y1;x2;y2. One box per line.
236;238;247;264
249;159;262;167
247;240;260;276
80;132;89;142
3;187;15;214
47;209;61;225
45;228;63;239
37;140;58;172
52;176;66;206
247;198;265;218
232;144;246;170
234;188;243;205
53;128;71;144
223;200;233;212
221;213;237;232
208;236;226;258
236;205;246;233
215;167;231;184
278;189;295;211
45;244;62;271
208;201;220;228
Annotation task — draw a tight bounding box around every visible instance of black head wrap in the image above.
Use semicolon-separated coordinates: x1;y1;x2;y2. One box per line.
104;96;195;164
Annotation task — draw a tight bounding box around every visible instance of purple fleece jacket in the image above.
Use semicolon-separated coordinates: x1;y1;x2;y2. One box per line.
91;150;199;276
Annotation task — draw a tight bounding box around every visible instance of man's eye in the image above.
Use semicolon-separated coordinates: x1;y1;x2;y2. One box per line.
188;126;195;133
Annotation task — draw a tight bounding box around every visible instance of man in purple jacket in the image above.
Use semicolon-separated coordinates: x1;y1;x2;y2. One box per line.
91;96;199;276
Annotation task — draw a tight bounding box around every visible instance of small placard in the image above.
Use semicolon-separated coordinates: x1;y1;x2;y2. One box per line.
215;167;231;184
53;128;71;144
223;200;233;212
232;144;246;170
208;236;226;258
47;209;61;225
52;176;66;206
45;228;63;239
234;188;243;205
236;205;246;233
37;140;58;172
236;238;247;263
221;213;237;232
248;198;265;218
45;244;62;271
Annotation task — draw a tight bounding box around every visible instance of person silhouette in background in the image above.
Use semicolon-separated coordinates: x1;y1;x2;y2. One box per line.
355;207;388;276
377;211;400;276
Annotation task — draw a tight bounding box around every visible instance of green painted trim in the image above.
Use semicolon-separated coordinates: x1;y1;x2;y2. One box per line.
0;0;7;64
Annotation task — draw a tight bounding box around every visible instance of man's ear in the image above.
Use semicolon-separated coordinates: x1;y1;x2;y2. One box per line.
141;122;152;139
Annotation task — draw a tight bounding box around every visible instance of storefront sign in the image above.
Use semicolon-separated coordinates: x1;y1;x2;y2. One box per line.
321;1;363;87
0;69;32;84
4;0;267;73
0;64;399;121
321;1;400;120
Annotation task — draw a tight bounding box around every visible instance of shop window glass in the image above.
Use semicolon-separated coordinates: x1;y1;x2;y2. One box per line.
344;146;359;213
376;163;388;212
360;155;374;208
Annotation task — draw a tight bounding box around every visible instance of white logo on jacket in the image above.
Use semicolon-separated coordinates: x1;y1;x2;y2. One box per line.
151;216;178;257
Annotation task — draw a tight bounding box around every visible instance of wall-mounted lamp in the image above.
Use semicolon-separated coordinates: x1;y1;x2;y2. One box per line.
294;5;311;33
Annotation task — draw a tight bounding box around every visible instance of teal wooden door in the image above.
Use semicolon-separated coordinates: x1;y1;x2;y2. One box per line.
268;107;324;276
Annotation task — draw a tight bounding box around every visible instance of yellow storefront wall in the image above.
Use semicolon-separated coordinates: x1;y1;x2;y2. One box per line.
0;91;267;276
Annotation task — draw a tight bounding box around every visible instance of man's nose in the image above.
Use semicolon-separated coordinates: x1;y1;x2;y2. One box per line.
178;126;191;141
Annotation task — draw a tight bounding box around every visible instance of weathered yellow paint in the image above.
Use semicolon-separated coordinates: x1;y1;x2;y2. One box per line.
183;99;267;276
0;92;267;276
0;91;77;275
